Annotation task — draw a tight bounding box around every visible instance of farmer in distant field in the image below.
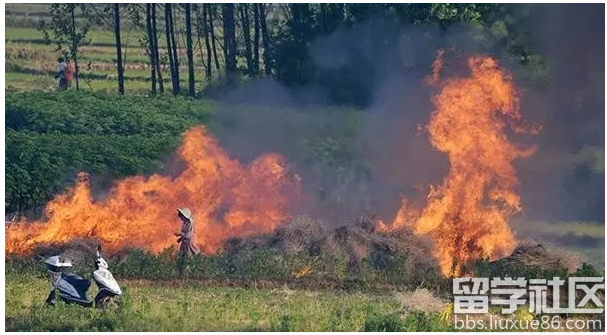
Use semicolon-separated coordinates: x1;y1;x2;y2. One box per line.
65;59;74;87
175;207;200;272
55;56;68;90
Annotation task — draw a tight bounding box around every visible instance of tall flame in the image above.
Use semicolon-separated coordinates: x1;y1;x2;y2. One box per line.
380;51;540;276
6;126;301;255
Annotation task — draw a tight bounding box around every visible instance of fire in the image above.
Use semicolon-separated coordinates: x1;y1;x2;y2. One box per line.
380;51;540;277
6;126;301;255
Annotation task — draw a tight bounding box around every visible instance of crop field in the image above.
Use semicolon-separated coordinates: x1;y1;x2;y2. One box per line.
5;3;605;332
5;4;211;94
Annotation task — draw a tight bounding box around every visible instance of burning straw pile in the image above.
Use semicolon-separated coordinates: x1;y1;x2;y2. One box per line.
224;215;438;281
486;242;581;275
8;217;587;289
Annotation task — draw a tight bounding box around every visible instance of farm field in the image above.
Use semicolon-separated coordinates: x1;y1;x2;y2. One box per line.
6;273;420;332
5;4;212;95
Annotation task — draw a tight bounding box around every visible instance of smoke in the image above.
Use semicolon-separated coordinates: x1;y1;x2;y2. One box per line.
515;4;605;222
205;5;603;229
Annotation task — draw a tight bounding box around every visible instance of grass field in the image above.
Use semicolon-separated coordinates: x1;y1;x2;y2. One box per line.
6;273;454;332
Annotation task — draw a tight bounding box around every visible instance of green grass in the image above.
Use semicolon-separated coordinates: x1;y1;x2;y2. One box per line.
6;39;212;66
5;71;212;94
5;27;142;47
6;25;189;50
5;71;150;92
6;273;409;331
5;3;48;12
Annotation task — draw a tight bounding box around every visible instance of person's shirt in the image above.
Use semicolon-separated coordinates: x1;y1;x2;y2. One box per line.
180;219;194;240
65;63;74;80
57;62;67;78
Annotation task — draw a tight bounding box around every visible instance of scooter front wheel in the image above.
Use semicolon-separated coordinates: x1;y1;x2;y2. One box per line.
94;290;118;309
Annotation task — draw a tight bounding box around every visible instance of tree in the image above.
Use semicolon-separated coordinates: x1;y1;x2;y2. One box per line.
39;4;90;90
259;4;271;75
165;4;179;94
185;3;195;96
320;4;344;34
145;4;157;94
199;4;213;79
168;4;180;94
208;5;221;72
151;4;164;93
222;4;237;82
239;4;254;77
273;4;317;86
112;4;124;95
252;4;261;76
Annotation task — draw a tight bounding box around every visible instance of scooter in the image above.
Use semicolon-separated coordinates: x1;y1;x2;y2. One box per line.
44;245;122;308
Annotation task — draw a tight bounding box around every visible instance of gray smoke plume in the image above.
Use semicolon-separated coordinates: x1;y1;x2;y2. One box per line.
208;5;604;230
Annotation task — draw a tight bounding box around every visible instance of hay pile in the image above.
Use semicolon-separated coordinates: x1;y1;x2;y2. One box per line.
224;215;436;276
32;238;99;270
490;242;580;274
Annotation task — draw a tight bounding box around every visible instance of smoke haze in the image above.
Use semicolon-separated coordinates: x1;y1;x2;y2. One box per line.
203;4;604;229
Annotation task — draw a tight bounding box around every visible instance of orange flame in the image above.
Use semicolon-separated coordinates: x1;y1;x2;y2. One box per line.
380;51;540;277
6;126;301;255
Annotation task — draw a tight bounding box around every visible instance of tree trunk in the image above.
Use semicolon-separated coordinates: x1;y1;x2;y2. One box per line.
113;3;124;95
208;6;220;71
185;3;195;97
168;4;180;94
70;5;80;90
290;4;311;42
165;4;176;94
239;4;254;77
151;4;163;93
260;4;271;76
222;5;229;75
146;4;157;94
194;5;207;78
320;4;328;34
201;4;212;79
253;4;260;76
222;4;237;82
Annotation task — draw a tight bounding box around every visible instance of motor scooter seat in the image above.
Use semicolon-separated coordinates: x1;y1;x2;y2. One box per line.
61;273;91;292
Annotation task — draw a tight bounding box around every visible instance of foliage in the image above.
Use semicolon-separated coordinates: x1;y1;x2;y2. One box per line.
38;4;91;63
363;312;405;332
7;244;447;291
468;257;571;281
5;89;373;216
10;4;565;103
5;130;177;213
6;90;212;135
363;310;454;332
469;257;604;290
267;3;549;107
5;90;213;214
572;262;605;278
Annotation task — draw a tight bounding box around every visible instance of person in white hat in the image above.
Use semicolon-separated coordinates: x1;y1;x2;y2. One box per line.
175;207;200;271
